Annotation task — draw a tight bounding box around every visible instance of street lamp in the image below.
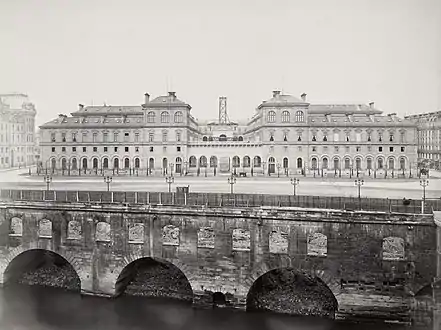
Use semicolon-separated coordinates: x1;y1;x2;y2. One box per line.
276;162;281;178
183;160;188;176
44;175;52;191
420;178;429;212
228;173;237;194
354;178;364;199
169;162;174;176
290;178;300;196
166;174;175;193
104;176;112;192
262;161;267;176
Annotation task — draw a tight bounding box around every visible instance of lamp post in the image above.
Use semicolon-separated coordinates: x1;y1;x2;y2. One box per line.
262;161;267;176
44;175;52;191
169;162;174;176
276;162;281;178
420;178;429;213
354;178;364;199
104;176;112;192
184;160;188;176
166;174;175;193
290;178;300;196
228;173;236;194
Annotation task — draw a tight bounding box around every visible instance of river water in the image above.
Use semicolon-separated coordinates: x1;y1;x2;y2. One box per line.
0;285;416;330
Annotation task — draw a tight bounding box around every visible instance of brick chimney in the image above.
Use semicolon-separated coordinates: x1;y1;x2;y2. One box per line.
369;102;374;109
78;104;84;110
168;92;176;98
144;93;150;104
272;90;281;98
301;93;307;102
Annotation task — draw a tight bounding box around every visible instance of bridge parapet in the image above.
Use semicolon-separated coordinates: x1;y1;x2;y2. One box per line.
1;189;438;215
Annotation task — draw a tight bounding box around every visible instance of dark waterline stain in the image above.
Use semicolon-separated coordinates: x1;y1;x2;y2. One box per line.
0;285;417;330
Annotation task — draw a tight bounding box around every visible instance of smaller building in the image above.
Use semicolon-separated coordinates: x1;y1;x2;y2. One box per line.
405;111;441;170
0;94;37;168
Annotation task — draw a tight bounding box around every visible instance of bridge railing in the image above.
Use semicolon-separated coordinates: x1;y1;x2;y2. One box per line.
1;189;436;214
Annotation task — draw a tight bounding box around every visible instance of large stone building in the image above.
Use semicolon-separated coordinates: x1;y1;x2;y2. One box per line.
39;91;418;177
0;94;37;169
405;111;441;170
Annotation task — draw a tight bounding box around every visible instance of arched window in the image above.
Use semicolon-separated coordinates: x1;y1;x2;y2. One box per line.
208;136;213;141
232;156;240;167
267;111;276;123
113;158;119;169
203;136;208;141
253;156;261;167
189;156;197;167
71;158;77;170
149;158;155;169
103;158;109;169
82;158;87;169
367;158;372;170
388;158;395;169
174;111;183;123
322;157;328;169
210;156;217;167
355;158;361;170
51;158;56;169
124;158;129;168
160;111;170;123
282;111;290;122
400;158;406;170
243;156;251;167
162;158;168;170
283;157;288;168
61;158;67;170
377;158;384;169
333;158;339;169
295;110;304;122
147;112;155;123
134;158;140;168
238;136;243;141
344;158;350;170
199;156;207;167
92;158;98;169
297;158;302;169
311;157;317;170
219;134;227;141
232;136;238;141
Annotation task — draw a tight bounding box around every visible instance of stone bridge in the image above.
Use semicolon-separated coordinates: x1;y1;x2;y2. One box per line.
0;190;440;327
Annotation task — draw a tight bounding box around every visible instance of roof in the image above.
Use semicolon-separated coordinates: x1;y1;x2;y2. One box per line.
40;114;144;129
71;105;143;116
146;93;191;109
308;104;383;115
258;94;308;108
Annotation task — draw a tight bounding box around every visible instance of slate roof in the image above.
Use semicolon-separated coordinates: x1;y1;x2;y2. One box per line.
71;105;143;116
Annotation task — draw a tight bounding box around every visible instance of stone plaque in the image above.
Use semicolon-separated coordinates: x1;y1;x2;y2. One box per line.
10;217;23;236
96;221;111;242
269;231;288;254
198;227;214;249
307;233;327;257
232;229;250;251
38;219;52;238
67;220;82;240
162;225;180;246
129;223;144;243
382;237;405;260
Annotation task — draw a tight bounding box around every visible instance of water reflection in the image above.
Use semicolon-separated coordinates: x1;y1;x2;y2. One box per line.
0;285;415;330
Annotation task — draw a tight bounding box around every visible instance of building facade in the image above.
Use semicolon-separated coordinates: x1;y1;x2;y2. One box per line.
405;111;441;170
39;91;418;178
0;94;37;169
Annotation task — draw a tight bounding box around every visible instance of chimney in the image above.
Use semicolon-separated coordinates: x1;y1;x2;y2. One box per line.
272;90;281;98
78;104;84;110
301;93;307;102
168;91;176;98
144;93;150;104
369;102;374;109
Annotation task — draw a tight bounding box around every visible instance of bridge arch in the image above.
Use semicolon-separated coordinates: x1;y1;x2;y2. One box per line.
0;246;86;292
245;261;341;318
114;253;194;302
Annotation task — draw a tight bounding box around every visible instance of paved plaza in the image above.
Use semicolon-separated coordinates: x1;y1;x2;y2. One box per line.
0;167;439;200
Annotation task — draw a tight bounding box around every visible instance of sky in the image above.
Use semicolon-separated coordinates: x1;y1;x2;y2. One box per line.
0;0;440;127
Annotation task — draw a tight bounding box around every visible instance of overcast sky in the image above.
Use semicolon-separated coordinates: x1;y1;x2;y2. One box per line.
1;0;440;126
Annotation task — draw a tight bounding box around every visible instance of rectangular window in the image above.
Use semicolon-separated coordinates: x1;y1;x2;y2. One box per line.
356;146;361;152
114;147;118;152
401;147;405;152
61;133;66;142
335;146;339;152
176;132;181;142
135;133;139;142
367;146;372;152
379;146;383;152
162;132;168;142
356;133;361;142
51;147;55;152
93;133;97;143
114;133;118;142
149;133;154;142
72;147;76;152
103;133;108;142
82;133;87;142
150;147;154;152
83;147;86;152
345;146;349;152
390;147;394;152
93;147;97;152
125;147;129;152
312;147;317;152
104;147;108;152
72;133;77;142
51;133;56;142
124;132;129;142
62;147;66;152
177;146;181;152
135;147;139;152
